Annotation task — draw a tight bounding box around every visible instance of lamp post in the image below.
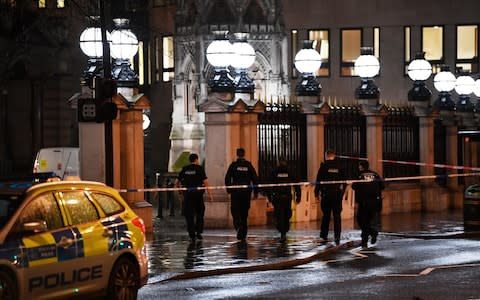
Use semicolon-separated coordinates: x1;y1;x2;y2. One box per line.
354;47;380;100
231;33;256;94
79;27;110;87
433;65;456;111
455;72;475;112
206;32;235;93
294;40;322;96
407;52;432;102
110;19;139;87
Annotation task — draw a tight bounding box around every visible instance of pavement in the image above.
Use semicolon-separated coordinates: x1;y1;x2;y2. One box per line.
145;208;478;285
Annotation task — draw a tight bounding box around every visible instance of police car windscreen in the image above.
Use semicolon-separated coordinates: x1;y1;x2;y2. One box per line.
0;195;21;228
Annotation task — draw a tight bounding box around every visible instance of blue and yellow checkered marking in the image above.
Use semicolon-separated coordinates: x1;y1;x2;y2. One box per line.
0;240;27;268
102;216;132;251
51;229;78;261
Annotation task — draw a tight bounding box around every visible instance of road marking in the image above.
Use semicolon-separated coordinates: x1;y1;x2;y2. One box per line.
381;263;480;277
316;247;369;265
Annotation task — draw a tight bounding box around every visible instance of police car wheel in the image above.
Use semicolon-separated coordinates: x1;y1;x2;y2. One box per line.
0;270;17;300
107;257;140;300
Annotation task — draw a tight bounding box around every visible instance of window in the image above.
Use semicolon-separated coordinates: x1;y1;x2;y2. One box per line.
60;191;99;225
374;27;380;58
155;36;160;82
153;0;175;6
138;41;145;85
422;26;444;73
456;25;478;73
308;30;330;76
291;29;298;78
38;0;46;8
57;0;65;8
90;193;124;216
15;194;63;232
163;36;174;82
341;28;362;76
404;26;411;74
148;41;152;85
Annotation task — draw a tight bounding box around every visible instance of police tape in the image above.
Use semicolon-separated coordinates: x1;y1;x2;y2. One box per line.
336;155;480;171
118;172;480;193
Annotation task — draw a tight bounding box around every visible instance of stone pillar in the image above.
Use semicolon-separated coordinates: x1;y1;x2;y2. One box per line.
412;102;442;211
299;95;329;222
413;103;436;180
199;92;265;228
299;95;328;181
440;112;461;208
113;90;153;234
359;101;387;176
418;116;435;178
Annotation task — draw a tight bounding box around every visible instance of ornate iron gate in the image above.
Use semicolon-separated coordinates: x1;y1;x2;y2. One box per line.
258;103;307;181
324;105;366;179
382;106;420;180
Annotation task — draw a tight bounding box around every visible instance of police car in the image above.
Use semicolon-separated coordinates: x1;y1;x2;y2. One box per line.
0;179;148;300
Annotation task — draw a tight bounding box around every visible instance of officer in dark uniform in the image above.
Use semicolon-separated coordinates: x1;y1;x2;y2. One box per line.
225;148;259;241
314;149;345;245
352;160;385;248
268;157;301;242
177;153;213;241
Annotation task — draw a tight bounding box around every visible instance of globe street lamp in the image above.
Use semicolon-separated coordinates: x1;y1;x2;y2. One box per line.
354;47;380;100
473;77;480;112
407;52;432;101
80;26;111;87
206;32;235;93
231;33;256;94
455;72;475;112
433;65;456;111
294;40;322;96
110;19;139;87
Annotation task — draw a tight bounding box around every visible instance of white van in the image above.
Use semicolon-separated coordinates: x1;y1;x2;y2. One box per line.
33;147;80;179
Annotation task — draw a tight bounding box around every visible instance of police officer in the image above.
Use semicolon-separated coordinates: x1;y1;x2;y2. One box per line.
177;153;213;241
225;148;259;242
352;160;385;248
268;157;301;242
314;149;345;245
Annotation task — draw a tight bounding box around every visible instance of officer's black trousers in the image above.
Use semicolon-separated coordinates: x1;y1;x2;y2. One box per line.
230;191;251;240
357;207;379;243
273;195;292;234
183;192;205;238
320;191;343;240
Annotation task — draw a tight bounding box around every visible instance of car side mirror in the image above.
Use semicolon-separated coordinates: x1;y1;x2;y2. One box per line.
22;220;47;234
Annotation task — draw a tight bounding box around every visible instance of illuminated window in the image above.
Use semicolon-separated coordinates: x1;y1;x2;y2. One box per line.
422;25;444;73
57;0;65;8
162;36;174;82
404;26;411;74
291;29;298;78
456;25;478;73
341;28;362;76
374;27;380;58
38;0;46;8
138;41;145;85
308;29;329;77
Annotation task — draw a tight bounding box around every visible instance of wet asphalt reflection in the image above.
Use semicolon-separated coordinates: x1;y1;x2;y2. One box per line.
145;228;326;283
145;209;464;283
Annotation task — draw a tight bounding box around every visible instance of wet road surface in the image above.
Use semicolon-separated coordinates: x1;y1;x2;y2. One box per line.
145;209;465;283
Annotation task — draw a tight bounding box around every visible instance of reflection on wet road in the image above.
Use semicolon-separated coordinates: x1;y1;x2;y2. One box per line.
145;231;326;283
